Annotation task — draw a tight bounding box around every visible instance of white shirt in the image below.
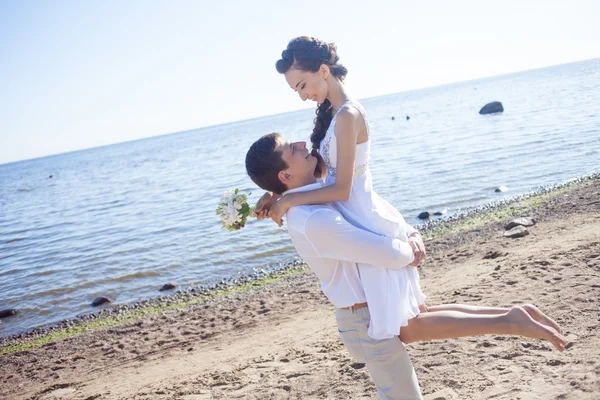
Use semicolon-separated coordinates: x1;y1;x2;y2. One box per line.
285;181;415;309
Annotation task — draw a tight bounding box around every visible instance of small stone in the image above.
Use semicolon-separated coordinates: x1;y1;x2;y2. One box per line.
417;211;431;220
159;283;176;292
503;226;529;238
505;217;535;230
91;296;113;307
0;309;18;319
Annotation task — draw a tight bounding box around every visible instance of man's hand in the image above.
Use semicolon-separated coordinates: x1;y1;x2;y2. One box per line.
408;232;426;266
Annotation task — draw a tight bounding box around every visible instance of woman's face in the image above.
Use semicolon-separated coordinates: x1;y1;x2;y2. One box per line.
284;66;328;104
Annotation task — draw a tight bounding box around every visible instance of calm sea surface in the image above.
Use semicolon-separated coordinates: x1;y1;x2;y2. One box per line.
1;59;599;337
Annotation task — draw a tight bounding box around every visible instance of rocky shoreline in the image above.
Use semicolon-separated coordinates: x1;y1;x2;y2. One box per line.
1;172;598;353
0;174;598;399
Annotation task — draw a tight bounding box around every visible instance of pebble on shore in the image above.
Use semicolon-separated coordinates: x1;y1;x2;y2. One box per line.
91;296;113;307
160;283;177;292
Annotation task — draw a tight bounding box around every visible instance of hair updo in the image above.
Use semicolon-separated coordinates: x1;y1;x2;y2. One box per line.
276;36;348;152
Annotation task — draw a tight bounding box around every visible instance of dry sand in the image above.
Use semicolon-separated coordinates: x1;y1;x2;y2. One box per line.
1;179;599;400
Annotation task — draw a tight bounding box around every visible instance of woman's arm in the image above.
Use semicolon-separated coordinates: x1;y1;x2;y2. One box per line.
268;107;361;226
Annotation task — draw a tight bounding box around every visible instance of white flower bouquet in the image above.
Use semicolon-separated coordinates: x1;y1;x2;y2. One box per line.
216;189;256;231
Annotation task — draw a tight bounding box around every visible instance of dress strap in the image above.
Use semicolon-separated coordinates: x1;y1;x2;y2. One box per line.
334;100;370;137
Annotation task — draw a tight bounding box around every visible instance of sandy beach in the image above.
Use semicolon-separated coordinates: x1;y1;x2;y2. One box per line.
1;177;599;400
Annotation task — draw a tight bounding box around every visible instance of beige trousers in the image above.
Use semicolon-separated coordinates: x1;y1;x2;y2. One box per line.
335;306;423;400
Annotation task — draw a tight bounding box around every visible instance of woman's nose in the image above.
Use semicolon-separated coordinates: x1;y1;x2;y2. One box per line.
300;92;308;101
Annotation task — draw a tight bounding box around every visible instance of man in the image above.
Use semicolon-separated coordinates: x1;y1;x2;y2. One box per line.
246;133;426;399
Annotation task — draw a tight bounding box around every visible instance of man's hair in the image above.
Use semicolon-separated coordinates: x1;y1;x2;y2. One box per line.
245;133;289;194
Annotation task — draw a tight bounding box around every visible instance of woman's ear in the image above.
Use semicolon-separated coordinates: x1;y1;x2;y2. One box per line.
319;64;330;79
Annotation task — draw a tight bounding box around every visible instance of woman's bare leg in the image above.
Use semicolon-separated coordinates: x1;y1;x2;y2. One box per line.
400;306;567;351
423;303;563;334
426;304;508;314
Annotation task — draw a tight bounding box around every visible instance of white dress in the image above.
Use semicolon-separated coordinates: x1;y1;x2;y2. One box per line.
320;100;427;340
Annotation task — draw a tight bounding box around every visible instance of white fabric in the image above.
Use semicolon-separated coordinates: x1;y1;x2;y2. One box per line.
336;307;423;399
285;182;415;309
319;100;427;340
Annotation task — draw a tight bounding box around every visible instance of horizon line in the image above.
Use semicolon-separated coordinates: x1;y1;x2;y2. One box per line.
2;56;597;167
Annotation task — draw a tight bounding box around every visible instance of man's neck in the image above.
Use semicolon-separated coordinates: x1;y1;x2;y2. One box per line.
284;177;320;195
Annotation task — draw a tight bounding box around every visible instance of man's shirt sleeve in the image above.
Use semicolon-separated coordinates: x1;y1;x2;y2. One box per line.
303;208;414;268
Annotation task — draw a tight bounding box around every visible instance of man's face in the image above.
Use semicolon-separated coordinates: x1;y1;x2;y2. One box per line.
275;137;318;189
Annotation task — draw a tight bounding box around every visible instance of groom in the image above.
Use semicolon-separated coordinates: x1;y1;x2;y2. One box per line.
246;133;426;400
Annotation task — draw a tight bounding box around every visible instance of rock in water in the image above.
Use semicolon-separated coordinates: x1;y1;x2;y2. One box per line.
391;116;395;120
505;217;535;230
495;185;508;193
160;283;176;292
91;296;113;307
417;211;431;220
479;101;504;115
504;226;529;238
406;115;410;121
0;309;18;319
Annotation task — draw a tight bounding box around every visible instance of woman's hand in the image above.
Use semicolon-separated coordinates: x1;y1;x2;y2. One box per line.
268;197;291;227
255;192;280;220
408;232;426;266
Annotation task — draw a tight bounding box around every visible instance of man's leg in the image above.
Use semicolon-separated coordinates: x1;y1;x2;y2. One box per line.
336;307;423;400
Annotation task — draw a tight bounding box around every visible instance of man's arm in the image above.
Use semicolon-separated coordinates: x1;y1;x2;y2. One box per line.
303;208;414;268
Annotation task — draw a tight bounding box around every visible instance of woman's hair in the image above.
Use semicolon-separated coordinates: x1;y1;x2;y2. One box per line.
276;36;348;152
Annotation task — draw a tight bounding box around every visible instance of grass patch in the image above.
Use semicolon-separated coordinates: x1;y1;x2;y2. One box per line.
0;266;306;357
422;183;582;240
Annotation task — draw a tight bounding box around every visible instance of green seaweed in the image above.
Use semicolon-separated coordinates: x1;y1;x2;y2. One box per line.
1;177;595;357
0;267;305;356
422;183;583;240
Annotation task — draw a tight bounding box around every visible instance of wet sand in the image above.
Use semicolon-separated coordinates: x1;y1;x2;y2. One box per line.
1;178;599;400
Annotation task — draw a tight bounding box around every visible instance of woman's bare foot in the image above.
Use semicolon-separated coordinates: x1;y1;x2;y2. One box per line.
521;303;563;334
506;306;568;352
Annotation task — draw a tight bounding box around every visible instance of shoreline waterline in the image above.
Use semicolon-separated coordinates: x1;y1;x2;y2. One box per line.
1;172;598;353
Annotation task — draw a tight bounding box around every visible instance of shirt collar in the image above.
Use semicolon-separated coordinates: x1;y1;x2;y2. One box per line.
283;179;324;196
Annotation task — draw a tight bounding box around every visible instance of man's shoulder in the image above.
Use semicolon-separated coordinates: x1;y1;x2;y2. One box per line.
287;204;339;230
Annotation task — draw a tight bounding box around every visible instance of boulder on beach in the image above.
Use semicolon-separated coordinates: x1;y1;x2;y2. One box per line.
504;225;529;238
91;296;113;307
417;211;431;220
479;101;504;115
159;283;176;292
418;209;447;219
0;309;18;319
505;217;535;230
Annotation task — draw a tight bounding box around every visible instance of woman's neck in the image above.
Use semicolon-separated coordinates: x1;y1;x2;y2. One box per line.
326;79;353;113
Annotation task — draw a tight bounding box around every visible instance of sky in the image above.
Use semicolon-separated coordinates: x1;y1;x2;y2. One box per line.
1;0;598;165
